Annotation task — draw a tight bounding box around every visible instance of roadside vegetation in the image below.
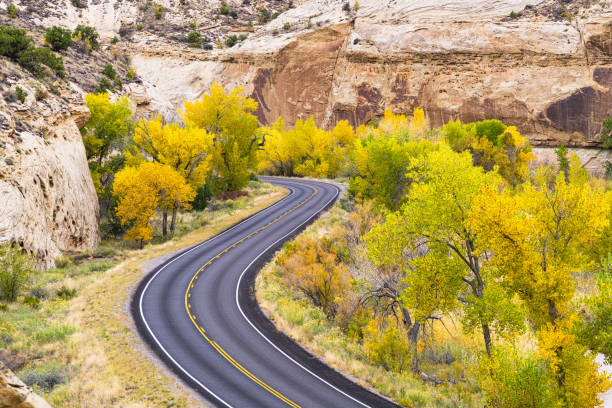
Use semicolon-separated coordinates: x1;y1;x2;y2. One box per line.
256;109;612;407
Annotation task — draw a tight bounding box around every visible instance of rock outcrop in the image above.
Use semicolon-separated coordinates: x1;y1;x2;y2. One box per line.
0;362;51;408
126;0;612;160
0;61;100;269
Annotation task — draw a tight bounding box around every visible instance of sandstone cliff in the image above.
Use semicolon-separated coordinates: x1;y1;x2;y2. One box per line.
124;0;612;171
0;62;100;269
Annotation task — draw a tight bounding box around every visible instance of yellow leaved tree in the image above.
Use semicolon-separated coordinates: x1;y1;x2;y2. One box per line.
469;155;611;407
181;83;260;193
125;116;213;234
113;162;195;244
257;116;355;178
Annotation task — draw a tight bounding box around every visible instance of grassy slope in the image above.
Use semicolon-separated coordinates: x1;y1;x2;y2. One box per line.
1;182;287;407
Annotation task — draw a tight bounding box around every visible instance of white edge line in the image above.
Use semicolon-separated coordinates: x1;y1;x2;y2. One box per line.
235;182;373;408
138;183;296;408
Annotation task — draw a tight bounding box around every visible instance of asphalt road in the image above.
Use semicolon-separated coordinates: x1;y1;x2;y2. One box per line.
133;177;401;408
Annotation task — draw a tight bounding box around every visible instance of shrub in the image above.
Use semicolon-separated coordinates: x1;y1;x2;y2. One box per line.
54;255;73;268
18;47;65;78
187;31;202;47
96;77;112;93
56;286;77;300
71;0;85;8
126;67;136;81
0;26;32;59
22;295;40;309
364;319;413;372
35;88;47;101
103;63;116;79
342;2;350;12
155;6;163;19
192;184;212;211
478;347;556;408
73;25;99;49
113;78;123;90
29;286;49;299
239;34;248;41
272;12;280;19
219;3;230;15
45;26;73;51
283;22;291;30
7;4;18;18
601;118;612;149
259;8;270;23
225;34;238;47
509;10;521;19
111;35;119;44
272;29;278;35
20;362;66;392
0;242;33;302
15;86;25;103
136;23;144;31
189;21;196;29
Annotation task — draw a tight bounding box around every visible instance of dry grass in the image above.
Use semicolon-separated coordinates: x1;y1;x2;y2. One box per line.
4;183;287;407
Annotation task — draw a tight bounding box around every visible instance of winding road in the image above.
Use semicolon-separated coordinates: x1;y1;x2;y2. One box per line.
132;177;400;408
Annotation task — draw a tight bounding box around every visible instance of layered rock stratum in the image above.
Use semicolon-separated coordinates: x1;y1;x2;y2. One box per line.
127;0;612;172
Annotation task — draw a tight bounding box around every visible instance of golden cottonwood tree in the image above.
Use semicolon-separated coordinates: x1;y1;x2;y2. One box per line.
125;116;213;234
257;117;355;178
181;83;259;193
469;156;611;406
366;146;524;357
113;162;194;244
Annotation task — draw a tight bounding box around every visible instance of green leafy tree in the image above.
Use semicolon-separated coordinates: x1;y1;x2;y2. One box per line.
442;119;535;186
82;93;133;166
0;26;31;59
601;118;612;149
73;25;99;50
555;144;569;179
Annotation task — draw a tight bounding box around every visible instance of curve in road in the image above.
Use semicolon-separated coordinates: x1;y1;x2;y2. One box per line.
132;177;401;408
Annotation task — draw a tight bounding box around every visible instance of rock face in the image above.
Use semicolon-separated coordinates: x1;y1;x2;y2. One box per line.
0;362;51;408
128;0;612;155
0;63;100;269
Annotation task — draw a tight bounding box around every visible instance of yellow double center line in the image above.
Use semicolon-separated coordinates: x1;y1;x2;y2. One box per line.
184;182;318;408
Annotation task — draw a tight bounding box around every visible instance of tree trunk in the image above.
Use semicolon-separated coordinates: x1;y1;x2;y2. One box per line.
170;201;179;235
401;307;421;373
482;324;492;357
162;211;168;237
409;320;421;373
